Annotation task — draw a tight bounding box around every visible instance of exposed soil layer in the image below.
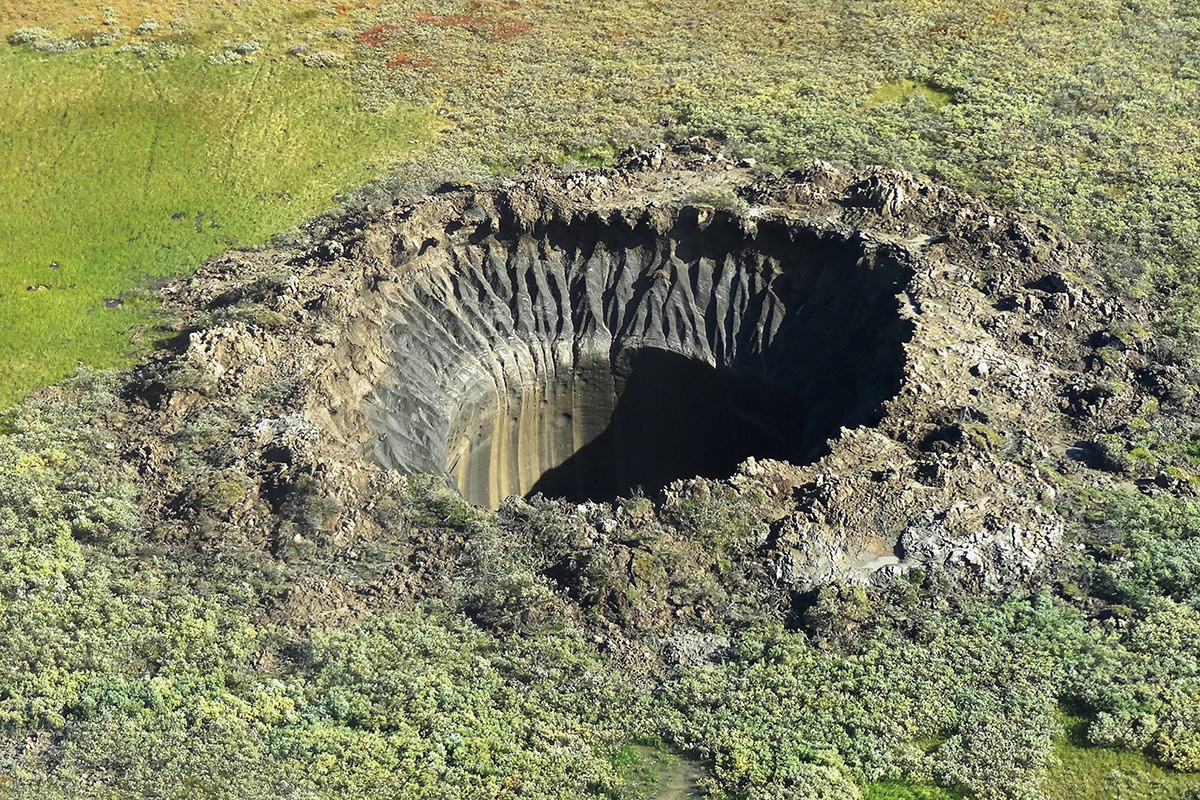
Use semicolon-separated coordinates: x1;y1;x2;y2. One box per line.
110;142;1196;639
371;207;911;507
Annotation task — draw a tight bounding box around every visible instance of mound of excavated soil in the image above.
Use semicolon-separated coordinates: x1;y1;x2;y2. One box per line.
119;141;1191;608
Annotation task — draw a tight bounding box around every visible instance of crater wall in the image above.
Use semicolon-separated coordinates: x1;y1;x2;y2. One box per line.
362;210;912;508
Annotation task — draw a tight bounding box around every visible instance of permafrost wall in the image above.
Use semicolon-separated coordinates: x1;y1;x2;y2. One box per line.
367;209;912;507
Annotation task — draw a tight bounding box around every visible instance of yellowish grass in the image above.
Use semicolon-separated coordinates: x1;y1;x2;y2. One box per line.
2;0;321;27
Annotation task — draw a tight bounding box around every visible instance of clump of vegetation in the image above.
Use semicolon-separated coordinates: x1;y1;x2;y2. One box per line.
298;49;346;68
207;40;263;64
681;186;750;216
1091;433;1137;474
7;27;70;51
6;25;121;53
1080;492;1200;608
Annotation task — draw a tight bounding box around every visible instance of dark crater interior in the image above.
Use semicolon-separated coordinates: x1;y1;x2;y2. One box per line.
371;208;914;508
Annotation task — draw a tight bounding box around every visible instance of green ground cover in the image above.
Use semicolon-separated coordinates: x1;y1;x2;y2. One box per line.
0;45;431;405
865;81;954;111
5;1;1200;798
1043;716;1200;800
865;782;966;800
4;375;1200;800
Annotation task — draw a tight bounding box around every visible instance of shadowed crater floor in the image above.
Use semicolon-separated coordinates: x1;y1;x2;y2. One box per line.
368;207;914;508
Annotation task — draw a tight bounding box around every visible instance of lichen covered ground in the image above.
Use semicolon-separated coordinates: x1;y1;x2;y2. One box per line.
4;2;1200;799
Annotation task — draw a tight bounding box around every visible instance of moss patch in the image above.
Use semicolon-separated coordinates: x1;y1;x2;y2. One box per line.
0;46;433;405
866;79;954;109
865;781;968;800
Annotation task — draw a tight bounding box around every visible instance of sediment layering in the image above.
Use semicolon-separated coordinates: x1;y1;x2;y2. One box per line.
364;206;910;508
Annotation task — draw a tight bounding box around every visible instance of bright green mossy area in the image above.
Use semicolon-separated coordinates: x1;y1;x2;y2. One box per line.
1044;716;1200;800
866;80;954;110
0;46;432;405
865;782;966;800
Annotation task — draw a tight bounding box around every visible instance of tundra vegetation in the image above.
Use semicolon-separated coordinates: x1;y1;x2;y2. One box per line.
3;1;1200;799
5;372;1200;799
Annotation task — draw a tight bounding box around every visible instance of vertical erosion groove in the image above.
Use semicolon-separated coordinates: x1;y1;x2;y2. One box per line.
371;210;913;508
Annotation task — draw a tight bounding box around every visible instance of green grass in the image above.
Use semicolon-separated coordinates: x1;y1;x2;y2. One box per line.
0;45;433;406
610;745;706;800
866;80;954;110
5;0;1200;405
789;739;1200;800
1043;716;1200;800
865;781;967;800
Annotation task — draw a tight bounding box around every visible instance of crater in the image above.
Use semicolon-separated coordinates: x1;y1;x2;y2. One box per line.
142;149;1103;588
366;205;915;508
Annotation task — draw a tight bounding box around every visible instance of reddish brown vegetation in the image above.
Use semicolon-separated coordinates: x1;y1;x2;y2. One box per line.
358;3;530;47
412;4;531;39
492;20;531;39
412;11;486;31
355;23;403;47
928;22;968;38
387;51;434;70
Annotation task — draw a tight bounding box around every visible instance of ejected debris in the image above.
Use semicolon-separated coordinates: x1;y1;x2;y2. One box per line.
117;141;1189;597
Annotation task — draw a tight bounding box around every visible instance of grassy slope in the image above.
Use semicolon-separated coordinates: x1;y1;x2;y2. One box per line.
865;781;965;800
867;730;1200;800
0;46;431;405
1042;716;1200;800
865;723;1200;800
